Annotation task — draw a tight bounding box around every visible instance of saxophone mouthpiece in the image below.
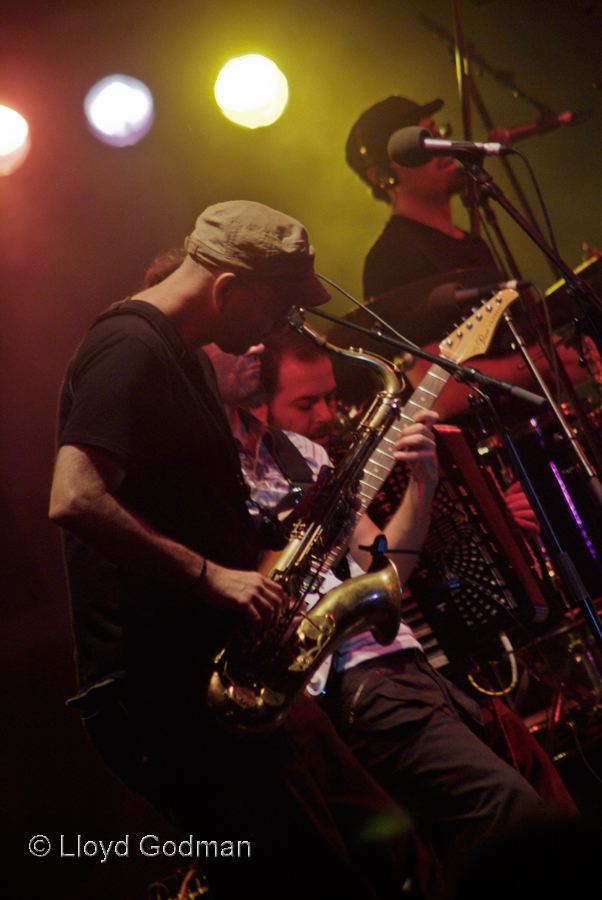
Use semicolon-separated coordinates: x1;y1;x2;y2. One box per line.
287;308;329;348
286;308;306;331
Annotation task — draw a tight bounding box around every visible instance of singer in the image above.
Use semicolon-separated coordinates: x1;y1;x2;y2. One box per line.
345;94;592;423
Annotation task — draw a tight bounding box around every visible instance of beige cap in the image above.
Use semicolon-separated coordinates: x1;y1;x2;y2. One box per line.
184;200;330;307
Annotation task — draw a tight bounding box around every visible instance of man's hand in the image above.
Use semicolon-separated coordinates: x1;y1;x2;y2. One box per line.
199;560;288;632
503;480;540;536
393;410;439;485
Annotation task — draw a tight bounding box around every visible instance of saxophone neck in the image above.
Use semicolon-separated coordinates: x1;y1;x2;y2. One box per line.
289;313;402;397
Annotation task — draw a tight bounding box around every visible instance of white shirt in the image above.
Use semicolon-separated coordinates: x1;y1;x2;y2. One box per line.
281;433;423;690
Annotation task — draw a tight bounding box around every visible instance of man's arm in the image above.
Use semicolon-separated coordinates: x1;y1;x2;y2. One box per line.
349;411;438;577
49;443;286;630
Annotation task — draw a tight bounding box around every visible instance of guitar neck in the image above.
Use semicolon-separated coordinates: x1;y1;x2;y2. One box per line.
357;363;451;515
354;288;519;520
399;362;451;424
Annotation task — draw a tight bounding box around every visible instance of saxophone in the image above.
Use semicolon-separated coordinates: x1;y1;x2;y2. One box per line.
207;318;405;736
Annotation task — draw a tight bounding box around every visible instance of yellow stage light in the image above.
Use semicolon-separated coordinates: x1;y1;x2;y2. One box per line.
0;105;30;175
214;54;288;129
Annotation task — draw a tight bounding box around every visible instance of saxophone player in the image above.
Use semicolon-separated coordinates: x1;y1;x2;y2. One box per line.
49;202;418;900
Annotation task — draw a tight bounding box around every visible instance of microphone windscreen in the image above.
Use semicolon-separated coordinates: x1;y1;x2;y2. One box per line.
487;127;512;144
427;283;464;312
387;126;431;168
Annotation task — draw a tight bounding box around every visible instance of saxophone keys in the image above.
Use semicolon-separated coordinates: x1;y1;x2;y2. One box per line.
289;613;336;671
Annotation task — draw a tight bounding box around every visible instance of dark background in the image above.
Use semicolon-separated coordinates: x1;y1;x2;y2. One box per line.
1;1;601;896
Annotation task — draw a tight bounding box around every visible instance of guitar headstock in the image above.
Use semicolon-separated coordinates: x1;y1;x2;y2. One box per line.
439;289;518;364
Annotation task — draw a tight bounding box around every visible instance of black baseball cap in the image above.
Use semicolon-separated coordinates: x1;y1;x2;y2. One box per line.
346;96;444;184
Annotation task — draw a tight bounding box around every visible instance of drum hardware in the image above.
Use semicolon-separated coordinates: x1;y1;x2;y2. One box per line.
545;254;602;388
147;865;209;899
465;632;519;697
457;150;602;499
515;611;602;761
493;265;602;489
571;321;602;385
475;393;602;609
546;253;602;314
581;243;601;261
473;395;602;718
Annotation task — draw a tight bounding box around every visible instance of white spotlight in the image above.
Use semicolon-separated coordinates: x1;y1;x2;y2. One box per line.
0;105;30;175
84;75;154;147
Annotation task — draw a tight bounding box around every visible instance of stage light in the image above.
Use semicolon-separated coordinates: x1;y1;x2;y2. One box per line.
0;105;30;175
84;75;154;147
214;54;288;129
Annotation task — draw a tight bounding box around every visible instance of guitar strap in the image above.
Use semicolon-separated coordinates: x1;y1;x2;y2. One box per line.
263;421;350;582
264;427;317;492
237;408;316;493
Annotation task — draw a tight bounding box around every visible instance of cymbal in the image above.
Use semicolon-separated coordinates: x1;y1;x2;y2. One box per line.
544;255;602;330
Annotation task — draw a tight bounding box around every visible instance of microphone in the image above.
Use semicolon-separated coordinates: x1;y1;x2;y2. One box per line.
387;126;514;168
487;110;592;145
428;280;529;309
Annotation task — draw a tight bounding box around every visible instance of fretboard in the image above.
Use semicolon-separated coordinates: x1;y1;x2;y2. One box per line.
309;362;451;582
357;363;451;516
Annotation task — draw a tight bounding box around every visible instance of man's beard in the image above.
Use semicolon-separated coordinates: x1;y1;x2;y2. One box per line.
239;387;267;409
308;425;333;447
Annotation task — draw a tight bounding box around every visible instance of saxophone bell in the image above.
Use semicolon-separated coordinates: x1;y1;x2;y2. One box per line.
207;558;402;736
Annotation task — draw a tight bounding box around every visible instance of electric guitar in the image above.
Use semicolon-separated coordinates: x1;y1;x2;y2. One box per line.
356;288;519;515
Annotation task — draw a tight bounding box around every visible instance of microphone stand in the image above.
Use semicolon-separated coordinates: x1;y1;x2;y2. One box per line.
451;0;481;238
479;396;602;656
305;306;548;409
500;311;602;511
465;163;602;318
465;160;602;484
302;306;602;655
422;11;558;261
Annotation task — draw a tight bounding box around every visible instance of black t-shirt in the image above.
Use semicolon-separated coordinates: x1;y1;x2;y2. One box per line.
357;214;523;359
363;214;498;303
58;300;259;699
